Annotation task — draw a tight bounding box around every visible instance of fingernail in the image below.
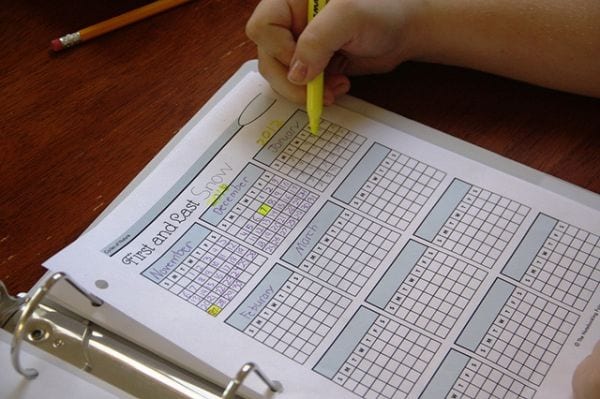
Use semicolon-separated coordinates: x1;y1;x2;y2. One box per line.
288;59;308;84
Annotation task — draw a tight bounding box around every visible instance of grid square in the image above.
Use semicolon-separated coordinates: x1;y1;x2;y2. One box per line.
151;228;267;316
370;242;487;338
518;217;600;311
240;269;351;364
211;170;318;254
265;118;366;191
329;313;440;399
474;286;578;385
427;182;530;268
343;146;445;230
298;207;400;296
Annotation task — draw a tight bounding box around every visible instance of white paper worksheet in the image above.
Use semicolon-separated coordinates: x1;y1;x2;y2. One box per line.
45;71;600;399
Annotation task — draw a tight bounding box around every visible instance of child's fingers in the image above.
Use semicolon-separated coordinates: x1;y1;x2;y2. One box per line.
324;73;351;104
257;48;306;104
290;0;362;83
246;0;307;66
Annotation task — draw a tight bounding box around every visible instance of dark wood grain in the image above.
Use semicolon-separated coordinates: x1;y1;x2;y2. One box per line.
1;1;598;296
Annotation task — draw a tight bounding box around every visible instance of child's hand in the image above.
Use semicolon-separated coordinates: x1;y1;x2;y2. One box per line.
573;340;600;399
245;0;425;104
247;0;600;99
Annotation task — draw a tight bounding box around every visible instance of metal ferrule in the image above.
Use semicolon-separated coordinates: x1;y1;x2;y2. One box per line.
59;32;81;48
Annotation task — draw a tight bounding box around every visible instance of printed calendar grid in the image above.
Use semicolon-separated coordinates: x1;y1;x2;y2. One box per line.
353;151;445;230
449;356;536;399
473;286;578;386
216;171;318;254
332;314;440;399
242;269;351;364
423;181;530;268
381;246;488;338
300;208;400;296
269;119;366;191
420;349;537;399
522;219;600;311
155;231;267;316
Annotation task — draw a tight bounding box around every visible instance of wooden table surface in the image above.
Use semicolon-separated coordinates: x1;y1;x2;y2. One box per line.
1;0;599;296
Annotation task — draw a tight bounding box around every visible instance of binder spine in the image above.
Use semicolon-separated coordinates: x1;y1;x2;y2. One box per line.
1;272;283;399
10;272;104;379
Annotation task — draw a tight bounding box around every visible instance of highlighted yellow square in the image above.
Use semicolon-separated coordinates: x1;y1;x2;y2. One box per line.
257;203;272;216
207;304;222;317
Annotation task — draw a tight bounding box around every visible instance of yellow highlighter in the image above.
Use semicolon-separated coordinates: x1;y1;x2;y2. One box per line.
307;0;327;135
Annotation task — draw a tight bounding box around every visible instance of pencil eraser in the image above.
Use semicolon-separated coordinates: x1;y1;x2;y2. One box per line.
50;39;63;52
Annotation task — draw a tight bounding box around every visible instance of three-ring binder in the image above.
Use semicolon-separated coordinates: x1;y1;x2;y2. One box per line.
0;272;283;399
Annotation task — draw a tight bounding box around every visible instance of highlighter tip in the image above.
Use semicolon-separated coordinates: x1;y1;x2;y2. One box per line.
309;116;320;135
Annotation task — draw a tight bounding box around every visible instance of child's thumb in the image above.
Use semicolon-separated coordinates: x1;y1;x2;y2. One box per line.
573;341;600;399
287;2;357;84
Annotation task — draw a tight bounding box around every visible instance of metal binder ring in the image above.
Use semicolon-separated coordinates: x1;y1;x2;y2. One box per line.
11;272;103;379
221;362;283;399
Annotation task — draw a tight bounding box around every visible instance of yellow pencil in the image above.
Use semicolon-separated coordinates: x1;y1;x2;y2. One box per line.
306;0;327;135
50;0;193;51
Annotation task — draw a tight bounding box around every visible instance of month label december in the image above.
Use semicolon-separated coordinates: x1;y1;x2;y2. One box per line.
201;163;318;254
